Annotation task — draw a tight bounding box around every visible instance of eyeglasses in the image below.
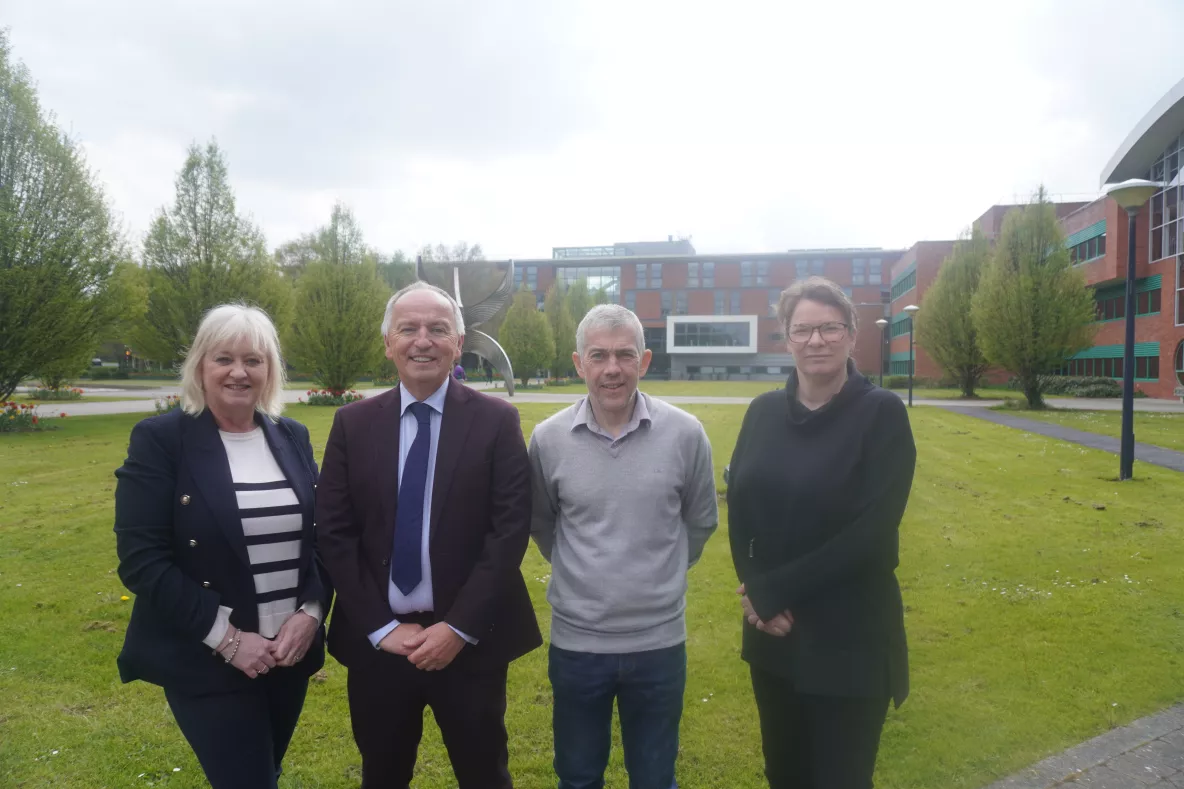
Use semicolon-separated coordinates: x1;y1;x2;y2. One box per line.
787;322;849;344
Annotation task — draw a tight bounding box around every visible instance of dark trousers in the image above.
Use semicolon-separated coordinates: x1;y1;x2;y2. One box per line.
164;669;308;789
750;666;889;789
347;650;512;789
549;643;687;789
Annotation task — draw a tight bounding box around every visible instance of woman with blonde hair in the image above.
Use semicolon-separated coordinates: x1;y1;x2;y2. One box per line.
114;304;329;789
728;277;916;788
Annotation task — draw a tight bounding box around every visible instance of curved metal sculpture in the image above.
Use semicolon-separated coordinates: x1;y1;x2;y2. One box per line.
416;256;517;396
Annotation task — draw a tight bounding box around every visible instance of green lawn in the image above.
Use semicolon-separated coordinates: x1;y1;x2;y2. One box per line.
886;387;1025;401
2;405;1183;787
1009;409;1184;453
494;379;1026;401
18;394;150;404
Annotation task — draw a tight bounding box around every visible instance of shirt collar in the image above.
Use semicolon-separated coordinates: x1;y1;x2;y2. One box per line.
399;377;449;417
570;391;652;438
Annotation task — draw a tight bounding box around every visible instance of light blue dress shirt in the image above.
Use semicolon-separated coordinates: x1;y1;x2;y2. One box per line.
368;378;475;647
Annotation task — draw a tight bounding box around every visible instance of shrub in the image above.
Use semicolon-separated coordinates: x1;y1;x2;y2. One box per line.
154;395;181;414
373;373;399;387
301;389;365;406
29;387;83;401
1017;376;1123;398
1;402;48;432
85;367;130;381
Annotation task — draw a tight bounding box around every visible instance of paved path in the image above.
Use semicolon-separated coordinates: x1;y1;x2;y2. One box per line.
984;704;1184;788
944;406;1184;473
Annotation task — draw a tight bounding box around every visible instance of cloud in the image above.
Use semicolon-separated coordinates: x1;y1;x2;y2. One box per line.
7;0;1184;257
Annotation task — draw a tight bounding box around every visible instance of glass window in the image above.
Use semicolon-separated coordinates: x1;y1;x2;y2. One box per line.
852;258;865;286
688;261;700;288
768;289;780;318
651;263;663;289
757;260;769;286
741;260;754;287
811;259;825;275
703;261;715;288
795;261;809;280
868;258;882;285
526;266;538;290
636;263;647;289
1175;340;1184;385
731;291;741;314
661;291;672;317
672;321;751;347
625;291;636;311
676;291;687;315
714;291;726;315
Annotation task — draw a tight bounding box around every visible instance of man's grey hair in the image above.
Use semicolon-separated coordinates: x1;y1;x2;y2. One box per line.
575;304;645;356
380;281;466;337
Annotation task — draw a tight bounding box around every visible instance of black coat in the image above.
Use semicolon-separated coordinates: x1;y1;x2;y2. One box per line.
114;408;331;693
728;365;916;708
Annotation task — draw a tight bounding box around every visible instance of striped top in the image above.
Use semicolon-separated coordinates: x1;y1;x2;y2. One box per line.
201;427;317;649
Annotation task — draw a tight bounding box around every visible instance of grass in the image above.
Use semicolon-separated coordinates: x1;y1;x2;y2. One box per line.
66;380;382;391
885;387;1025;401
493;379;1027;401
1006;409;1184;453
2;405;1183;787
18;395;148;404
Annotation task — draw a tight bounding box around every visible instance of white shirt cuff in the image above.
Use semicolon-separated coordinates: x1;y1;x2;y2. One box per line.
298;600;323;624
202;606;233;649
448;624;478;645
368;619;400;649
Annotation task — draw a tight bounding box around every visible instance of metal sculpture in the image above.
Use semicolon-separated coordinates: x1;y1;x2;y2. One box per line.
416;256;517;396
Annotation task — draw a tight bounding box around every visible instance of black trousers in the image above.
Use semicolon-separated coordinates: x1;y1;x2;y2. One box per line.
163;668;309;789
750;666;889;789
347;649;512;789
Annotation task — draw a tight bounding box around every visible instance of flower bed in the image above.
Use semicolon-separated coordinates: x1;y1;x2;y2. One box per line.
154;395;181;415
1;402;52;432
29;387;84;401
300;389;364;406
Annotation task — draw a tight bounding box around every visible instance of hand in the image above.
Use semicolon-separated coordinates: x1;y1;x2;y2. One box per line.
377;623;424;657
271;611;318;667
225;631;277;678
404;622;465;671
737;584;794;637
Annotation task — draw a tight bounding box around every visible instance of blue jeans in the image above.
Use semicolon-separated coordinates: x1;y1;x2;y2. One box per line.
549;643;686;789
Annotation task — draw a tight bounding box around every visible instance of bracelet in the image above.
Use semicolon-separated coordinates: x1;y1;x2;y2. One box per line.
218;630;242;664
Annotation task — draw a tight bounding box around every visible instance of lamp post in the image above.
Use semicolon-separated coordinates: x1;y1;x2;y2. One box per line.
1103;178;1162;481
903;304;920;407
874;318;889;388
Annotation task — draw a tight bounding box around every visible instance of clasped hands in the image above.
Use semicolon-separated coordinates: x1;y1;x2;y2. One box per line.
217;611;319;679
737;584;794;637
378;622;465;671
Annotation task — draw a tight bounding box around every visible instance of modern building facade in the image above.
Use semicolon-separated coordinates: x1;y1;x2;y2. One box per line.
504;244;903;380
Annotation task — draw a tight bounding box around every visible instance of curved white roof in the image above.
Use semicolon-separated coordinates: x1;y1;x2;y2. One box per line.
1101;76;1184;187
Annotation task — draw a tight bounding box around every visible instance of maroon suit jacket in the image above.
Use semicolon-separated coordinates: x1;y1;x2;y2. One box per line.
315;382;542;669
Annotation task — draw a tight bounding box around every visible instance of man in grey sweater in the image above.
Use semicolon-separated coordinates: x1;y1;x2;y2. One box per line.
529;304;718;789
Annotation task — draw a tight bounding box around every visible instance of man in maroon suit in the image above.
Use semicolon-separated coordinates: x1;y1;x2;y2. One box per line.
316;281;541;788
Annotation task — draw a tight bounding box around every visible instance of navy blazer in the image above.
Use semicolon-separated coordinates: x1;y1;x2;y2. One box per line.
114;408;331;693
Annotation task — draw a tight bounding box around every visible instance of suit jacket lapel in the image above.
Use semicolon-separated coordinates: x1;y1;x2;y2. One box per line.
183;410;251;569
258;415;311;513
373;388;403;544
430;382;475;542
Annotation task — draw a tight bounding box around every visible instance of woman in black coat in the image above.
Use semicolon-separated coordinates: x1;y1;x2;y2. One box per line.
728;277;916;789
115;304;330;789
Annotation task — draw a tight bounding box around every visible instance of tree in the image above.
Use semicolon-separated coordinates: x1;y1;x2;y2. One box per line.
564;280;593;327
132;141;293;365
0;32;130;400
499;287;554;389
543;282;576;378
418;242;484;264
971;188;1096;408
915;225;992;397
284;203;390;391
377;250;417;291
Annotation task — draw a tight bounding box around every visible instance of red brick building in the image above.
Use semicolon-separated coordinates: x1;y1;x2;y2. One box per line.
503;241;904;380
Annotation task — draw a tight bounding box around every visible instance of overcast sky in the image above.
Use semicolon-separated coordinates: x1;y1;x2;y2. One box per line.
5;0;1184;259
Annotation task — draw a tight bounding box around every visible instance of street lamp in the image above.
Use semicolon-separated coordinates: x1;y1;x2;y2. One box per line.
1104;178;1162;481
874;318;889;388
903;304;920;407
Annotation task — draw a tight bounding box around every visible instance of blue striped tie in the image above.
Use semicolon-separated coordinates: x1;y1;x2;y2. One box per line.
392;401;432;595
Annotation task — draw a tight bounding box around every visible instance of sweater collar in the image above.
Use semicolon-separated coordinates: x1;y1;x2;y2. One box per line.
784;359;869;424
